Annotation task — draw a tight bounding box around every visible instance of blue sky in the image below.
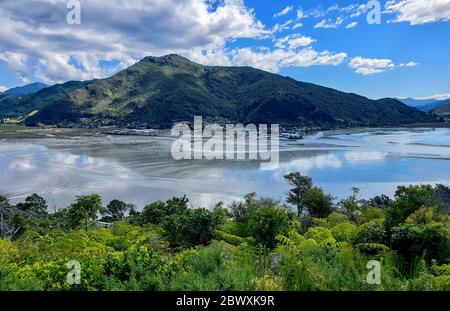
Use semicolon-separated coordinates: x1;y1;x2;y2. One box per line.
0;0;449;100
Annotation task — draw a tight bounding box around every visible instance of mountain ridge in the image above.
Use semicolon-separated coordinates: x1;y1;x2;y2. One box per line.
0;82;48;117
397;97;450;111
4;54;438;128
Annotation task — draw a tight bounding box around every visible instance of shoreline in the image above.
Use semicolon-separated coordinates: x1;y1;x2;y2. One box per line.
0;122;448;141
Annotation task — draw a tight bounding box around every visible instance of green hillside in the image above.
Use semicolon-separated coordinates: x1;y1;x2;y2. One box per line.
432;101;450;119
0;82;48;117
24;55;438;128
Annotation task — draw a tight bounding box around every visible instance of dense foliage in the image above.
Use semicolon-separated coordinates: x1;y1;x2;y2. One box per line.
0;174;449;291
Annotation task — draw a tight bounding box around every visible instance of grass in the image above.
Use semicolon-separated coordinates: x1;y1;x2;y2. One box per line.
0;124;27;132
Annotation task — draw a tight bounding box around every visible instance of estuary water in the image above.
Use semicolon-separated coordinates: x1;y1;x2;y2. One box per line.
0;127;449;209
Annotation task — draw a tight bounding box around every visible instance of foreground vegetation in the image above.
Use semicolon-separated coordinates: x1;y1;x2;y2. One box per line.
0;173;449;291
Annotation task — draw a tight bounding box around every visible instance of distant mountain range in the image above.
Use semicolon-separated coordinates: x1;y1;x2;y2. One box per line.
397;97;450;111
0;55;441;128
1;82;48;96
0;82;48;117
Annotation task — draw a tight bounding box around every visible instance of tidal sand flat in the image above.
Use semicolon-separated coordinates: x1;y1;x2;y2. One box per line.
1;127;449;208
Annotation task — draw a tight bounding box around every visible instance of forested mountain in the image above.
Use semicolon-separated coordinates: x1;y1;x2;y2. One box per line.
2;55;436;128
0;82;48;117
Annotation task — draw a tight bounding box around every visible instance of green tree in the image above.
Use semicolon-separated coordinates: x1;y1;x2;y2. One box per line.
16;193;48;216
66;194;103;230
229;192;259;223
284;173;313;216
164;208;222;247
337;187;362;221
248;206;295;249
139;196;189;226
432;184;450;213
391;222;449;265
303;187;334;218
368;194;391;209
101;199;130;222
385;185;434;233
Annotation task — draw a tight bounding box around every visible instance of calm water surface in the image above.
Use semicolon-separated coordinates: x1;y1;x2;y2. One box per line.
1;128;449;208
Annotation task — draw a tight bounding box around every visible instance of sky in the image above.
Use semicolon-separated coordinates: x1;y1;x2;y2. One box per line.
0;0;449;99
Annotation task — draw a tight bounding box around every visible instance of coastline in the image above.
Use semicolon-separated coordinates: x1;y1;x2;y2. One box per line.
0;121;448;141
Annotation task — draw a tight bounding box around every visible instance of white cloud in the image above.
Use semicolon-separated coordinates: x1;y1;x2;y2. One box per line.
314;17;344;29
286;36;316;49
349;57;395;75
0;0;268;83
350;4;368;18
222;47;347;73
292;22;303;29
274;5;294;18
346;21;358;29
0;52;29;82
413;93;450;100
296;8;305;19
385;0;450;25
0;86;8;93
274;34;316;49
399;61;419;67
271;19;293;33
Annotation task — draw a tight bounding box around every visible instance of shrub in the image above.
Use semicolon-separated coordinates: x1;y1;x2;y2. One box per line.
391;222;450;264
385;185;434;232
0;264;44;291
248;206;295;249
432;262;450;291
278;243;369;291
0;239;19;264
304;227;336;246
405;207;449;226
326;212;350;227
356;219;386;244
358;206;384;224
214;230;245;246
103;246;163;290
356;243;390;256
331;222;357;243
164;242;257;291
164;208;222;247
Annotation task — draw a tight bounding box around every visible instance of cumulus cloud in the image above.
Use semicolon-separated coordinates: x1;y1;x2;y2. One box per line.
274;5;294;18
0;0;268;83
314;17;344;29
225;47;347;73
345;21;358;29
274;34;316;49
349;57;395;75
0;52;30;82
385;0;450;25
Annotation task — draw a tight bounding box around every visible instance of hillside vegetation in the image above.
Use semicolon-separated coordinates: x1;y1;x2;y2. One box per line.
0;83;48;117
0;174;449;291
22;55;438;128
432;101;450;119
